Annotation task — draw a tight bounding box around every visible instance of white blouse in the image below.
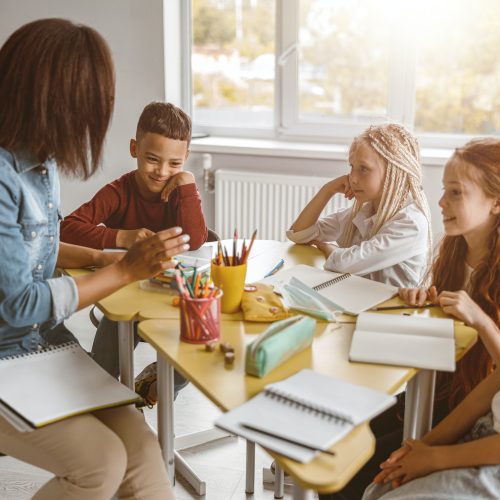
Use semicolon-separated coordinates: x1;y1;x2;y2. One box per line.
493;391;500;433
286;200;430;288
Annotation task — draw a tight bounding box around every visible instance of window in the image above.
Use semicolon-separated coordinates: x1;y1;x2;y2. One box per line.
186;0;500;145
191;0;275;132
413;0;500;138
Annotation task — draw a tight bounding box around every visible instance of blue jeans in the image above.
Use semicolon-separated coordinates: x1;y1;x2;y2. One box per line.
40;322;80;347
91;317;188;397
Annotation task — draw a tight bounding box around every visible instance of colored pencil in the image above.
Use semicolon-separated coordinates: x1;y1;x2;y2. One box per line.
371;303;436;311
243;229;257;263
233;229;238;265
240;238;247;264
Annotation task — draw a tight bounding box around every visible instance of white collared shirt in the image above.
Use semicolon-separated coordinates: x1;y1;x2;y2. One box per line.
286;200;430;288
493;391;500;433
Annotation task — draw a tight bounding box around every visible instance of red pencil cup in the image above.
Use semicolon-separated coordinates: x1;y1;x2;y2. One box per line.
179;291;222;344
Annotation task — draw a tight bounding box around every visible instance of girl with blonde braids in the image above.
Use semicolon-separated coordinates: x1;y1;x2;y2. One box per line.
288;123;432;288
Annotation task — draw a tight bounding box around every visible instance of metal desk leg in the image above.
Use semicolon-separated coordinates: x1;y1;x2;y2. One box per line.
157;355;206;496
403;369;436;440
292;483;309;500
158;355;175;484
246;440;255;494
117;321;135;389
274;463;284;499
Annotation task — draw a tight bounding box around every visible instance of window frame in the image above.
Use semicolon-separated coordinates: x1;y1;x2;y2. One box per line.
177;0;487;149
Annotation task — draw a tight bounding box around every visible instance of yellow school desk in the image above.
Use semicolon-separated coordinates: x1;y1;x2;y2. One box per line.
65;240;324;494
138;317;477;499
65;240;324;389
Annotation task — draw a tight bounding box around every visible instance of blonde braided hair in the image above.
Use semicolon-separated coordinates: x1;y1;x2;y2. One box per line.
339;124;433;281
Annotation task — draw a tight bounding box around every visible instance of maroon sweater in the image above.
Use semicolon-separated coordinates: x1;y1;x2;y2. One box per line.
60;171;208;250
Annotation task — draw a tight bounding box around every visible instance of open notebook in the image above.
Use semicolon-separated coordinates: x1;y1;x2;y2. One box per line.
349;312;456;371
262;264;398;315
215;369;395;463
0;343;141;432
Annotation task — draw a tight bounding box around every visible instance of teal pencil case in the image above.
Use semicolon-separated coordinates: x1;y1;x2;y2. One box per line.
245;315;316;378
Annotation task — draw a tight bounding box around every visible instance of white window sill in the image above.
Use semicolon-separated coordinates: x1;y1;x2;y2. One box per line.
191;136;452;166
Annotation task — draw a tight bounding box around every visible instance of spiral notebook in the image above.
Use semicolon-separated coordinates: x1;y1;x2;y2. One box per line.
0;343;141;432
215;369;395;463
262;264;398;315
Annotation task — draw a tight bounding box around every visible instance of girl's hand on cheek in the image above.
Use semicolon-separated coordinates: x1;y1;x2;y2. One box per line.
343;176;354;200
326;175;350;196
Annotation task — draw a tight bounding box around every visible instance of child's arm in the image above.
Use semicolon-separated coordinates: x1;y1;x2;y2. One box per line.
374;370;500;486
60;184;122;249
324;210;427;274
438;290;500;364
289;175;353;233
422;369;500;445
377;434;500;488
57;242;125;269
164;172;208;250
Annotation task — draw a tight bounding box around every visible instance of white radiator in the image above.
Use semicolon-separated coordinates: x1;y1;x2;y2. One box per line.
214;169;352;241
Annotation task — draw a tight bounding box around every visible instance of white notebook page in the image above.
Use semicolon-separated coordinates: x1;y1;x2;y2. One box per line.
263;265;397;314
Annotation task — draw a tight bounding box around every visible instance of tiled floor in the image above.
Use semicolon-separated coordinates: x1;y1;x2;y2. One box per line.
0;307;303;499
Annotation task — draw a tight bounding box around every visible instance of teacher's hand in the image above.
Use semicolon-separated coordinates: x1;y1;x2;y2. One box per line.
117;227;190;281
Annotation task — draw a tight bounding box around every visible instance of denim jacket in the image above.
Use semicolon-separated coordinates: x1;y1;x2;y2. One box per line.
0;147;78;358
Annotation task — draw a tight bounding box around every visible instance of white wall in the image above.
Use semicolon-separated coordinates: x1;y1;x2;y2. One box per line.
0;0;166;215
187;152;446;240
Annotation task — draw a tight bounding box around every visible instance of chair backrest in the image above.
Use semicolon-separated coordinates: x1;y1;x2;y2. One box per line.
207;228;220;243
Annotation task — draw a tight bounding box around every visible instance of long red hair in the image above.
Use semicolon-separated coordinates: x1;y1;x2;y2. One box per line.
433;138;500;409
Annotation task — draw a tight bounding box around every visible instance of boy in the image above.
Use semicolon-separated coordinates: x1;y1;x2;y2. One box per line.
61;101;207;249
61;102;207;404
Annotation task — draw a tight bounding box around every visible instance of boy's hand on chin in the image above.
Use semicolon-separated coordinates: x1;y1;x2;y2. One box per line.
161;171;196;202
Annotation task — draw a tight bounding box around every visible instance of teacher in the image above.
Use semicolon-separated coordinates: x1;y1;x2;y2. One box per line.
0;18;183;499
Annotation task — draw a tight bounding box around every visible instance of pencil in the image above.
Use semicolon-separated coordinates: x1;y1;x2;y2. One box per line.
233;228;238;266
194;273;201;298
371;303;436;311
174;271;190;298
202;277;210;298
217;240;223;265
223;246;230;266
179;269;194;297
244;229;257;263
240;238;246;264
191;267;198;294
241;423;336;457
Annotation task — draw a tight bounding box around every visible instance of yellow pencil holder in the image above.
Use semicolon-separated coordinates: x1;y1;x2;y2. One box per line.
210;258;247;314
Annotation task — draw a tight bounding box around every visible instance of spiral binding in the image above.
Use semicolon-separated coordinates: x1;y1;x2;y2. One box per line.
265;387;354;425
313;273;351;291
0;341;79;362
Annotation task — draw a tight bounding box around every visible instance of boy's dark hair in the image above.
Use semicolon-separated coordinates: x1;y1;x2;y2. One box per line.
136;102;192;147
0;18;115;179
